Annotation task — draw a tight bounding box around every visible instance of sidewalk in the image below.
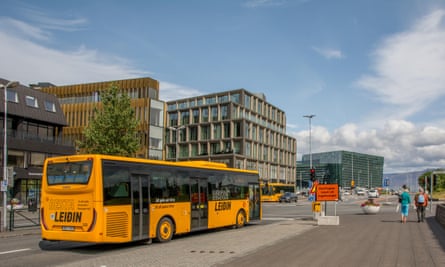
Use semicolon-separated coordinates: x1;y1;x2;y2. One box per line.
217;204;445;267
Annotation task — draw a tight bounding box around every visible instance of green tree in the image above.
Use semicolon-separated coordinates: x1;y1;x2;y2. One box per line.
78;83;140;156
418;170;445;193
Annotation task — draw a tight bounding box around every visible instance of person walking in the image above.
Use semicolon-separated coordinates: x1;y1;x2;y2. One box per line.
400;185;411;224
414;187;428;222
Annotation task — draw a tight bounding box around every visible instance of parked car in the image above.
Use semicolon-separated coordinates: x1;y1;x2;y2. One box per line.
279;192;298;203
356;189;366;196
368;189;379;198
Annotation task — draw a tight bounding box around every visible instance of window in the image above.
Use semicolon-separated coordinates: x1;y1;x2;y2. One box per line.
211;106;218;121
181;111;189;125
201;125;210;140
231;93;240;104
189;126;198;141
206;96;216;104
244;95;251;109
200;143;208;155
221;105;228;120
234;122;241;137
223;123;230;138
44;101;56;112
6;90;18;103
213;124;221;139
202;108;209;122
218;95;228;103
25;96;39;108
169;112;178;126
30;152;45;167
192;109;199;123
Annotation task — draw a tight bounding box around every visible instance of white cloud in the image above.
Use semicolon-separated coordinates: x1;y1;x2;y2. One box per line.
1;9;445;175
357;9;445;114
294;119;445;173
0;16;149;86
160;81;204;101
312;47;344;59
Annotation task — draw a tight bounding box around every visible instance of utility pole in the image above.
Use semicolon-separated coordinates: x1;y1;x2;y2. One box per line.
303;115;315;168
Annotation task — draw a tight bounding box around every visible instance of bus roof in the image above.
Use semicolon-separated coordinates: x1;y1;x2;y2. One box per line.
45;154;259;175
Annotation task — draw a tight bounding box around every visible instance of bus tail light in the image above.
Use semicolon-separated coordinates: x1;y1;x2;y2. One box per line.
41;208;48;230
87;208;97;232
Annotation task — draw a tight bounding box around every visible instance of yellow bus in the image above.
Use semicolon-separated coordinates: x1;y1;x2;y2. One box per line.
40;154;261;243
261;182;296;202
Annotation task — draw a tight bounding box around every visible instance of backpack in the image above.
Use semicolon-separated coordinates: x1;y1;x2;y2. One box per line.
417;193;425;204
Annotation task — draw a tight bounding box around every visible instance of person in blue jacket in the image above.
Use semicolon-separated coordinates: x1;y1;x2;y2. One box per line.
400;184;411;224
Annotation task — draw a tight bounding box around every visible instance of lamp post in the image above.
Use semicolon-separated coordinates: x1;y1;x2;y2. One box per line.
168;125;185;162
1;80;19;232
303;115;315;168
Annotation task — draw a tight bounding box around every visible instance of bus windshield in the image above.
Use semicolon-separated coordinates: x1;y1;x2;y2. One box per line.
46;160;92;185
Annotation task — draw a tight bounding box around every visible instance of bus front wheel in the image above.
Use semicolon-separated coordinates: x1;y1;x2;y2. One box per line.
235;210;246;228
156;217;174;242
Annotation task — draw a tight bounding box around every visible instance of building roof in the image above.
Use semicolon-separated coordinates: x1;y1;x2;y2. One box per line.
0;78;68;126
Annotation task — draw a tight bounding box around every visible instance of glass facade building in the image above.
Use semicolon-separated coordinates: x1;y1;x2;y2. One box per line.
166;89;297;184
298;151;384;189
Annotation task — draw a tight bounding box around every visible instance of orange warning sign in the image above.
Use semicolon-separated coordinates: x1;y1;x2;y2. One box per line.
310;180;319;194
316;184;339;201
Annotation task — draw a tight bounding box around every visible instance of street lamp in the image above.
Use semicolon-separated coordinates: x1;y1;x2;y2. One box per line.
168;125;185;162
303;115;315;168
0;80;19;232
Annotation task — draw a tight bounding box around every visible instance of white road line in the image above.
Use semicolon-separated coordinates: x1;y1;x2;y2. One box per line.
0;248;31;255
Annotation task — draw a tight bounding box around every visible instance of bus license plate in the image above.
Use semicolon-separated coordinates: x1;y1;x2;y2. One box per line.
62;226;74;231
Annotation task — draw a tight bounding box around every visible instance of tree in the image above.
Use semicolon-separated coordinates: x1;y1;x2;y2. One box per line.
77;83;140;156
418;170;444;193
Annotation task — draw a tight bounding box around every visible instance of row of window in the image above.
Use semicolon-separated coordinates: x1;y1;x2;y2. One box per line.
168;105;286;135
167;92;285;126
166;123;295;152
59;87;159;105
168;141;295;165
102;160;258;205
7;90;56;112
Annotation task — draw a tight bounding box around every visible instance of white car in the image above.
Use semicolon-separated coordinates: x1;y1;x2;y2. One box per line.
368;189;379;198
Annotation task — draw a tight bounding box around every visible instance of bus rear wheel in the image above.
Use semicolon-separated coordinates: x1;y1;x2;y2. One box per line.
156;217;174;242
235;210;246;228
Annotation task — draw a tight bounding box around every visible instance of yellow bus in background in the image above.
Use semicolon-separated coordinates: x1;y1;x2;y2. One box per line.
40;154;261;243
261;182;296;202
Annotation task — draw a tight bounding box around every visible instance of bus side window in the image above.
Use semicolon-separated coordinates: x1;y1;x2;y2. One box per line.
111;183;129;197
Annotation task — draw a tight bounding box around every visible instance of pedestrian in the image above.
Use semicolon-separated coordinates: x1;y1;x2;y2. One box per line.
400;185;411;224
414;187;428;222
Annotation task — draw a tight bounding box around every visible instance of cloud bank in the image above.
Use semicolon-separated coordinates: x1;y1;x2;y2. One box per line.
1;7;445;174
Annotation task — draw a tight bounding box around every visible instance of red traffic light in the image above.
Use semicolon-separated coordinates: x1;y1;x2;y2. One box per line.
310;168;316;181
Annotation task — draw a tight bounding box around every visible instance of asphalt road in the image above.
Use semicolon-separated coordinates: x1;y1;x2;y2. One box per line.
0;195;444;266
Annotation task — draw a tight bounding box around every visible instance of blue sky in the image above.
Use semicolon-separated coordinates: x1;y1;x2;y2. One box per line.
1;0;445;173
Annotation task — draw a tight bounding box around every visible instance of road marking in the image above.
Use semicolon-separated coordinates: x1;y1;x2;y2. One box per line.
0;248;31;255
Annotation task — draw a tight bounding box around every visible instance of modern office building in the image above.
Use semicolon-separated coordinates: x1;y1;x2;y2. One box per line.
0;78;74;205
40;77;165;160
298;150;384;189
166;89;297;184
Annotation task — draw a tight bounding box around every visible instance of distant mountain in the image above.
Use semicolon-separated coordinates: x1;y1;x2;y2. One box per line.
383;170;426;190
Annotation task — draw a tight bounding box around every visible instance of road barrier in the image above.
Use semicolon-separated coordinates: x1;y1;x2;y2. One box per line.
436;203;445;229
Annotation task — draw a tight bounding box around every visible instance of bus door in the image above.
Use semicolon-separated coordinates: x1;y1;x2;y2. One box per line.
249;183;261;220
190;178;208;230
131;174;149;240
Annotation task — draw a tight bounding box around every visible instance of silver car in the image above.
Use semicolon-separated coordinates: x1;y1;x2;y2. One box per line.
368;189;379;198
279;192;298;203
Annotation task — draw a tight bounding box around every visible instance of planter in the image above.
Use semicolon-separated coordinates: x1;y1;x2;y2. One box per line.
362;205;380;214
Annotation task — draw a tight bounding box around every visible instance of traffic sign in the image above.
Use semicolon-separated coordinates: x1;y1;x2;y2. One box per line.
316;184;339;201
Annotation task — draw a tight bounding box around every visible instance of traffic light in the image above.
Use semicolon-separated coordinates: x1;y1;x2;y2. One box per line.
310;168;316;181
